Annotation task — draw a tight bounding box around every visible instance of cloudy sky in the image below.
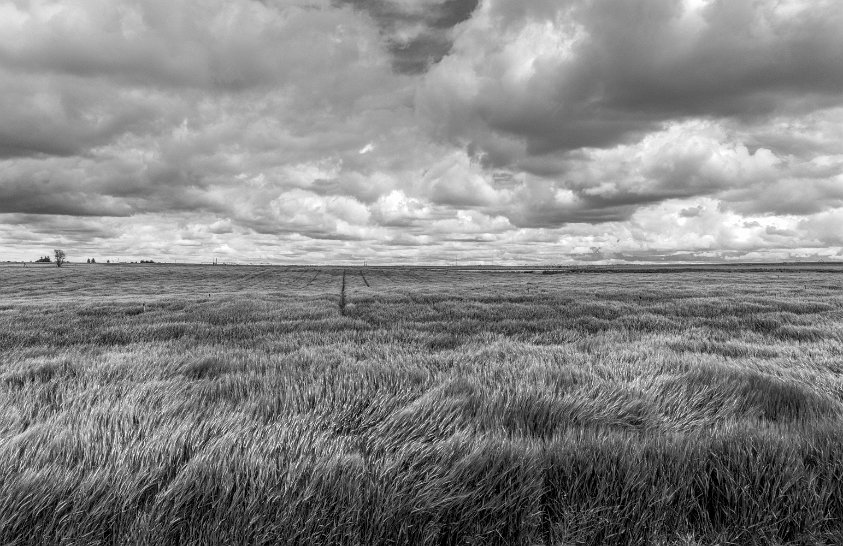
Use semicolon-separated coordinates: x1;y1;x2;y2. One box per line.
1;0;842;264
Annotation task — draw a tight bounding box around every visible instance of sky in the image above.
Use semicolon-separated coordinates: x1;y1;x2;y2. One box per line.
1;0;842;264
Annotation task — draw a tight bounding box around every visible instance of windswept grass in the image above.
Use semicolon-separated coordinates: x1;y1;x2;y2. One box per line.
0;263;842;545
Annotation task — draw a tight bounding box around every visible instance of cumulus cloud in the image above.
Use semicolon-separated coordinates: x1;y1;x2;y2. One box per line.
418;0;843;161
372;190;432;227
0;0;841;264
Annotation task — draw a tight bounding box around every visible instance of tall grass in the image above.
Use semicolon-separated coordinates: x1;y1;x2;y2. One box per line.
0;264;842;544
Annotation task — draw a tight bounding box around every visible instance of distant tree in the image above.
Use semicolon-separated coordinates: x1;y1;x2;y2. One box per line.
86;258;91;264
91;258;96;264
54;249;66;268
35;256;51;263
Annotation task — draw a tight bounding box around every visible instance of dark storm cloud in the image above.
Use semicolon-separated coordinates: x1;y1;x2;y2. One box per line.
0;158;135;217
507;201;633;228
0;71;173;158
0;214;121;241
0;191;133;217
724;178;843;217
577;1;843;115
336;0;479;73
420;0;843;162
0;1;358;91
0;152;230;219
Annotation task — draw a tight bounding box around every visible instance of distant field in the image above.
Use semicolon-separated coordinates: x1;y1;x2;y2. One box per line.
1;263;842;545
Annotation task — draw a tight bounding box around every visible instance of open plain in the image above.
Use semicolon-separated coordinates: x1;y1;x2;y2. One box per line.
1;263;842;545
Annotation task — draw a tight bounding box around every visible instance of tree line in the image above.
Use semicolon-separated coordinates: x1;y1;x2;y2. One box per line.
31;250;151;266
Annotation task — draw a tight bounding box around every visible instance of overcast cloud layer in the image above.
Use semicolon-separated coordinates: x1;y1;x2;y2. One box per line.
1;0;842;264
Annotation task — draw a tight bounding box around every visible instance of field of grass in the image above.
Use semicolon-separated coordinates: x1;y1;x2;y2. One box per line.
1;263;842;545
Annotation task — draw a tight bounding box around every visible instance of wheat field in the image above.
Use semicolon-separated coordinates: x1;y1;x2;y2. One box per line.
1;263;842;545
